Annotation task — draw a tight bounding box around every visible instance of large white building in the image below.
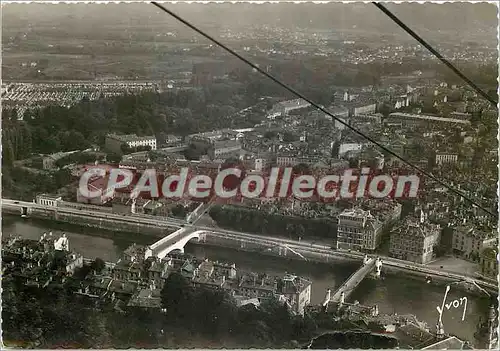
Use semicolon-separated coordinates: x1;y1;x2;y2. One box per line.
435;153;458;165
105;134;157;153
338;143;364;157
36;194;62;207
209;139;242;159
267;99;311;119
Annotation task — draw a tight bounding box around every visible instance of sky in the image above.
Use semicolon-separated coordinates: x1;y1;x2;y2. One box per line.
2;1;498;45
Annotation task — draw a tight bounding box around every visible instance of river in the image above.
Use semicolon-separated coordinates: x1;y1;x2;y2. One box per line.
2;216;492;343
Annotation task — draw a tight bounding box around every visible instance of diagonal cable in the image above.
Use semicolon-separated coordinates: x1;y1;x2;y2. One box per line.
373;2;498;108
150;1;497;219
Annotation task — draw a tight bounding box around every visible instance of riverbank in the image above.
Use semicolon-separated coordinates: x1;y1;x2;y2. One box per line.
2;202;180;238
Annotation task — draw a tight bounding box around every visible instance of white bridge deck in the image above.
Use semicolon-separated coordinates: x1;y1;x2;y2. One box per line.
331;258;376;303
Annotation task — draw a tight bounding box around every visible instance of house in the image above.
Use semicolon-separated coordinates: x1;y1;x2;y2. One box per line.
389;212;441;264
479;247;498;279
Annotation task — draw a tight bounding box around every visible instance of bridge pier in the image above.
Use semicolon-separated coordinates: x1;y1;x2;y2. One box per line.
199;233;207;242
278;246;288;256
340;291;345;306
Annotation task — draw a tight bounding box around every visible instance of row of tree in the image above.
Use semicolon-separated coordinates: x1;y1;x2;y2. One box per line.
2;167;71;201
2;81;258;167
209;204;337;241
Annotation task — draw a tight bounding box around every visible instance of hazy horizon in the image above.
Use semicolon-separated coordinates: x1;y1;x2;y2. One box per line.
2;1;498;44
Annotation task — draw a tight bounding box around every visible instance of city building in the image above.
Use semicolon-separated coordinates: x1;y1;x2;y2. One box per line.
336;201;401;251
338;143;365;157
2;233;84;281
275;273;312;315
389;211;441;264
185;129;238;144
310;106;350;129
105;133;157;153
350;102;377;117
35;193;62;207
164;134;183;145
479;247;498;279
186;255;311;315
449;112;472;120
475;305;499;349
336;209;383;251
435;152;459;165
452;225;498;261
76;174;114;205
208;139;242;159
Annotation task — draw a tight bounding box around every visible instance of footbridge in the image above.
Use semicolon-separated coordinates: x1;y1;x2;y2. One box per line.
145;228;208;259
330;256;382;304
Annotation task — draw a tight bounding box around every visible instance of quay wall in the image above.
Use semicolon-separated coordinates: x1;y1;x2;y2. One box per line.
2;205;175;238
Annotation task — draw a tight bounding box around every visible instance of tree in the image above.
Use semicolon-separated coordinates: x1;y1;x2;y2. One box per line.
160;272;194;321
90;258;106;274
378;103;392;118
282;132;298;143
183;144;207;161
263;131;278;140
106;153;122;163
170;204;187;219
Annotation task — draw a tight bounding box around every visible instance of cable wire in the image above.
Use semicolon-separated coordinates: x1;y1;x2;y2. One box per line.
373;2;498;108
150;1;497;219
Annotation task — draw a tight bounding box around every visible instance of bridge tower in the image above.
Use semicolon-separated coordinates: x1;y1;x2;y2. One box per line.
374;257;383;278
363;254;370;265
131;198;137;214
339;291;345;306
436;318;445;338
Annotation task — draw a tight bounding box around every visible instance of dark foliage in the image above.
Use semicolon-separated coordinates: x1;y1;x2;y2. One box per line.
209;205;337;241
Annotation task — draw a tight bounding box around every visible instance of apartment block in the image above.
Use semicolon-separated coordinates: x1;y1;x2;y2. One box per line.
389;212;440;264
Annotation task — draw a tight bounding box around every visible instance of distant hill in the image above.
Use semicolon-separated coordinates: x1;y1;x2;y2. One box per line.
2;1;496;44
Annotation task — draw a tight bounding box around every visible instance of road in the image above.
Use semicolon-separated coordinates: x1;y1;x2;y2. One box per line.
3;198;497;292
